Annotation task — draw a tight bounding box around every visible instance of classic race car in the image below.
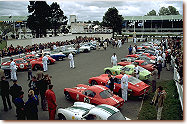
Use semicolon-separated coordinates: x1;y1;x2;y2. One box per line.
136;56;156;64
59;46;77;56
89;74;150;97
64;84;124;108
24;54;56;65
1;66;11;78
104;65;151;80
43;51;66;61
57;102;129;120
1;58;43;71
118;60;155;72
126;53;156;60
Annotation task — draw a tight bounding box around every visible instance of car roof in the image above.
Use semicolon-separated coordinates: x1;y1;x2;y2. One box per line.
88;85;108;93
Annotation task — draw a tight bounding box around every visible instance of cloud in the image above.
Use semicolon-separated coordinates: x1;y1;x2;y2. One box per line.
0;0;183;21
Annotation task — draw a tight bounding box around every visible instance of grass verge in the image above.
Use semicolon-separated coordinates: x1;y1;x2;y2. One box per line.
0;40;7;50
138;80;183;120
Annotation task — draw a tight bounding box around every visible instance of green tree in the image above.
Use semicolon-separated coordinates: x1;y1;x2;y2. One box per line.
146;9;157;16
0;22;14;36
168;6;180;15
49;2;68;36
92;21;100;26
158;7;171;15
102;7;124;38
27;1;51;38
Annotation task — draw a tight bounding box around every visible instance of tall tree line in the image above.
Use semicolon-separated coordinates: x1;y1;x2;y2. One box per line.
27;1;67;38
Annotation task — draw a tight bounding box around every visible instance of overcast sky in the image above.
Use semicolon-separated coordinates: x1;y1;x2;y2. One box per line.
0;0;183;21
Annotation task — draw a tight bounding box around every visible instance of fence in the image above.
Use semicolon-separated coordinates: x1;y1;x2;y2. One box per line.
172;56;183;111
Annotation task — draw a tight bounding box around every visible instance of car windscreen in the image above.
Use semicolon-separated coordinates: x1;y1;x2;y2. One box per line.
128;76;141;85
99;89;113;99
107;111;126;120
121;66;131;71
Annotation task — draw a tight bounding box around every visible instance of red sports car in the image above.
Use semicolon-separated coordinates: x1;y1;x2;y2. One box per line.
64;84;124;108
1;58;43;71
126;53;156;60
24;54;56;65
118;60;155;71
89;74;150;97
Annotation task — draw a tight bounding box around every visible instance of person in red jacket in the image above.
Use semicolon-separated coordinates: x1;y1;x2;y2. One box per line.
45;84;57;120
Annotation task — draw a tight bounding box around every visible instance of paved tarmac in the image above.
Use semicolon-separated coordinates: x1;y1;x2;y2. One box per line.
0;41;174;120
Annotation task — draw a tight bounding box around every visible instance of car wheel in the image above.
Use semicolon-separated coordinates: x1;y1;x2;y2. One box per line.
33;64;41;71
84;49;88;53
64;92;71;101
91;80;98;86
105;70;112;75
47;60;51;65
58;114;66;120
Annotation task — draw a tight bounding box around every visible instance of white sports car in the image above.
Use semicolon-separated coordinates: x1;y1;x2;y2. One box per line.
57;102;130;120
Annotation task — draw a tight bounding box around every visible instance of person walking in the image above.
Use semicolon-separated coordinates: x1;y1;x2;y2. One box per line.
111;53;117;66
118;39;122;48
14;91;25;120
24;90;39;120
108;74;114;93
132;45;136;54
120;71;128;102
10;58;17;80
103;41;107;50
162;52;166;67
151;66;158;93
68;52;75;68
42;55;48;72
45;84;57;120
166;53;171;71
151;86;167;120
0;76;12;111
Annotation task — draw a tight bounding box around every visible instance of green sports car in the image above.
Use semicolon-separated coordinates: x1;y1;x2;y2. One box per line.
104;65;151;80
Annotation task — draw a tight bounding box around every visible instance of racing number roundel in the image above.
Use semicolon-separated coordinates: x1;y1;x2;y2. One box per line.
84;97;90;103
19;64;24;69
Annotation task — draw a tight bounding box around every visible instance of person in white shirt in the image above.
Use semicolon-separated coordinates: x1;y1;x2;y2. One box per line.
157;54;163;65
132;46;136;54
134;64;140;79
118;39;122;48
10;58;17;80
155;49;159;58
53;44;57;50
134;37;136;44
42;55;48;72
162;52;166;67
68;52;75;68
120;71;128;102
111;53;117;66
31;50;36;55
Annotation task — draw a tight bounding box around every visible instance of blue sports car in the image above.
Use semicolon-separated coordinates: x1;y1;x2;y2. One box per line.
43;51;66;61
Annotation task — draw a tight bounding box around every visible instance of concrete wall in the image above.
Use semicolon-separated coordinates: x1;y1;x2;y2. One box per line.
7;33;113;47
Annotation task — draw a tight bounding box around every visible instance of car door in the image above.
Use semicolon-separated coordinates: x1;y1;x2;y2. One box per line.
79;90;96;104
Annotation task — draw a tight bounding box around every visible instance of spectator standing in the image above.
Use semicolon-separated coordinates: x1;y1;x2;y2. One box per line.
103;41;107;50
132;45;136;54
128;45;132;55
9;80;22;104
111;53;117;66
134;37;136;44
28;76;39;96
151;86;167;120
151;66;158;92
0;76;12;111
118;39;122;48
45;84;57;120
120;72;128;102
162;52;166;67
0;66;5;78
157;60;162;79
42;55;48;72
36;69;44;81
68;52;75;68
24;90;39;120
27;60;32;81
134;64;140;79
166;53;171;71
14;91;25;120
10;58;17;80
108;74;114;93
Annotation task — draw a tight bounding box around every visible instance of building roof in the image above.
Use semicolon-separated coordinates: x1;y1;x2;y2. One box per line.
124;15;183;21
0;16;28;22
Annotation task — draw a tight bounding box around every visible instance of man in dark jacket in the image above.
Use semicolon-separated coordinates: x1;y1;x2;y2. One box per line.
14;91;25;120
9;80;22;104
24;90;39;120
0;76;12;111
